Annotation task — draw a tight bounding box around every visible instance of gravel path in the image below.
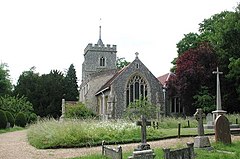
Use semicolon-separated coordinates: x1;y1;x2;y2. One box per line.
1;130;240;159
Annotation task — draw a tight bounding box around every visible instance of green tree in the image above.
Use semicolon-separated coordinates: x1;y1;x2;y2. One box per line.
64;64;79;101
0;95;34;118
15;112;27;127
37;70;65;117
0;110;7;129
0;63;12;96
116;57;130;69
13;67;40;113
193;86;215;113
174;43;217;115
5;111;14;127
171;4;240;113
124;98;156;120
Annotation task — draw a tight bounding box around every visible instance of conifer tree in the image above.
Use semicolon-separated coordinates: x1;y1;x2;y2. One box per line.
64;64;79;101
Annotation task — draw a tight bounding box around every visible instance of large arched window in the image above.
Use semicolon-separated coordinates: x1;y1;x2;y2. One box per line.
126;75;148;107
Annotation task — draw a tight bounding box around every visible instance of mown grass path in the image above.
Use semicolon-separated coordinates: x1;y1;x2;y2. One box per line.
1;130;240;159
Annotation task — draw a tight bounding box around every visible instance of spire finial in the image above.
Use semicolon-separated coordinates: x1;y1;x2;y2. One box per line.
97;18;104;46
99;18;102;40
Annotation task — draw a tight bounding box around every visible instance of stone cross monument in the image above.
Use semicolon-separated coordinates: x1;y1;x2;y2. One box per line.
128;115;156;159
194;108;205;136
136;115;151;150
212;67;226;121
194;108;211;148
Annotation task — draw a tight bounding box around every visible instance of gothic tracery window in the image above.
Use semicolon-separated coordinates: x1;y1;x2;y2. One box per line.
126;75;148;107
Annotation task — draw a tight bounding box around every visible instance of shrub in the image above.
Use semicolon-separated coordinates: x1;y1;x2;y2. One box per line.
27;113;38;124
15;112;27;127
5;111;14;127
65;102;95;119
0;110;7;129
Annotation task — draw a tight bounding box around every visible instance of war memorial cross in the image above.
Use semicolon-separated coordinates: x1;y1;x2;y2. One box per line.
212;67;223;110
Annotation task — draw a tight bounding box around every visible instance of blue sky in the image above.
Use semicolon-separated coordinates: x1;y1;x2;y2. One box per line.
0;0;238;84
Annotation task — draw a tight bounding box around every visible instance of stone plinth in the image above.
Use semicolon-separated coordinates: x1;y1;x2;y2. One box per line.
212;110;227;122
194;136;211;148
128;149;155;159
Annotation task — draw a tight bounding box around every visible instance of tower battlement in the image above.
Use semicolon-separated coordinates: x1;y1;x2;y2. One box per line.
84;43;117;55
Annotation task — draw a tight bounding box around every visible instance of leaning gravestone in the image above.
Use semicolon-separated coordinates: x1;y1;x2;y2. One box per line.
214;115;231;144
194;108;211;148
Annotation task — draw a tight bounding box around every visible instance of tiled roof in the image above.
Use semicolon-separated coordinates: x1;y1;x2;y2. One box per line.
157;72;175;87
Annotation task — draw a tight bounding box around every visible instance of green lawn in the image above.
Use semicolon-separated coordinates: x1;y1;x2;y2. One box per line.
73;142;240;159
0;126;24;134
27;118;214;149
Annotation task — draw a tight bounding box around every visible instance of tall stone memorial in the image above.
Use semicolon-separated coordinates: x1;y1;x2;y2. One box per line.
212;67;226;121
194;108;211;148
60;98;65;121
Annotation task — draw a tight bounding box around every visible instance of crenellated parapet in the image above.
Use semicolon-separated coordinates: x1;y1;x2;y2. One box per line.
84;43;117;55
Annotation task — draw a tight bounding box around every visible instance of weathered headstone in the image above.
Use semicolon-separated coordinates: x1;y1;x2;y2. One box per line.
206;113;213;126
194;108;211;148
214;115;231;144
163;142;194;159
102;140;122;159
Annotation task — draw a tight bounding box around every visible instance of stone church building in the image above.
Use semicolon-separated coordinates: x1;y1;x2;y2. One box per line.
79;27;183;119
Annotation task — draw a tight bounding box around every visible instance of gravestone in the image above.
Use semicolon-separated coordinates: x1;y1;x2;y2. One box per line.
206;113;213;126
135;115;151;151
163;142;194;159
194;108;211;148
102;141;122;159
128;115;155;159
214;115;231;144
204;113;214;129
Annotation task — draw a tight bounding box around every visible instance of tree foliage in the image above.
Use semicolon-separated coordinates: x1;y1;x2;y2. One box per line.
0;63;12;96
65;102;95;119
174;43;217;115
193;86;215;113
170;4;240;114
14;69;65;118
64;64;79;101
116;57;130;69
0;95;34;118
124;98;156;120
0;110;7;129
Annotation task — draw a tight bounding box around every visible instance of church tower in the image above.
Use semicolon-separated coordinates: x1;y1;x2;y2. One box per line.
82;25;117;82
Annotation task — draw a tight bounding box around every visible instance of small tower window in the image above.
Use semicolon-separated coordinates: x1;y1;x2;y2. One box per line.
100;57;105;66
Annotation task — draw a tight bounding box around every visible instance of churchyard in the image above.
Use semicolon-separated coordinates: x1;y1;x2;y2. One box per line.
23;113;240;159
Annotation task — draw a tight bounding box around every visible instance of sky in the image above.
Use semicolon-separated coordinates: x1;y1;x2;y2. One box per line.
0;0;239;85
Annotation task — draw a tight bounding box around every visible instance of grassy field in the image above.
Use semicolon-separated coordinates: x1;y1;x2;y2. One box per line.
0;126;24;134
27;118;214;149
72;142;240;159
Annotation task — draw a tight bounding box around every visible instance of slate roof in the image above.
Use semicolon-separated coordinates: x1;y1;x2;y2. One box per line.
95;65;129;95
